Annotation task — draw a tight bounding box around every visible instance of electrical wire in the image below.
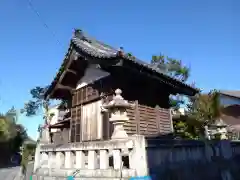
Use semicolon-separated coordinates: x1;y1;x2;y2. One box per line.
26;0;63;47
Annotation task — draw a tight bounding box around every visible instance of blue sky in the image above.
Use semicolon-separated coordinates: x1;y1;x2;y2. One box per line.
0;0;239;139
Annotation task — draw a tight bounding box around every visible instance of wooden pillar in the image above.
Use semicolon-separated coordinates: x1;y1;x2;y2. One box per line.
135;100;140;134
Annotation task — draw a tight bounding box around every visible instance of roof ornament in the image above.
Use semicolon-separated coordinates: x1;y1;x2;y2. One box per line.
73;28;92;43
73;29;83;38
118;47;124;57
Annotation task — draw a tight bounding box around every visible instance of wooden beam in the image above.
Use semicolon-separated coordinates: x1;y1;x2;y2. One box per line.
57;84;73;91
47;48;79;99
58;50;78;84
66;69;77;75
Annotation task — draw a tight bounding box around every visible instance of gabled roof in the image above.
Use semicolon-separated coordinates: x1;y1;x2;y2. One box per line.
45;29;199;98
219;90;240;99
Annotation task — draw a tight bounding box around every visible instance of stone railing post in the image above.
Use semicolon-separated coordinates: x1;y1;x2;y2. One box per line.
75;151;85;168
130;135;148;177
65;151;73;168
102;89;134;139
88;150;97;169
33;143;41;172
48;152;55;168
56;151;64;168
99;150;109;169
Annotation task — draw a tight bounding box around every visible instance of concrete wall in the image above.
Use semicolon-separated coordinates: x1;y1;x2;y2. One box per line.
146;139;240;180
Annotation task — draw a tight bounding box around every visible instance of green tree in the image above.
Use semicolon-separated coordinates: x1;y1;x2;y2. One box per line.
151;54;190;109
0;107;19;141
150;54;221;139
151;54;198;138
0;114;10;141
21;86;50;125
21;85;69;143
21;86;68;125
0;107;28;152
186;90;222;135
169;90;223;140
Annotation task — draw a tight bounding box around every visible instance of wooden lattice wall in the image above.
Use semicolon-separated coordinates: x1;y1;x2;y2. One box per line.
126;101;172;137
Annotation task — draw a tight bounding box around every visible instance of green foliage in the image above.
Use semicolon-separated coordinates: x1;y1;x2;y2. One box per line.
151;54;191;111
0;115;10;141
0;108;28;154
22;86;69;127
175;90;223;139
21;143;36;174
21;86;51;126
0;107;26;142
21;86;49;117
151;54;190;81
173;116;204;139
126;52;136;59
151;53;199;139
187;90;221;125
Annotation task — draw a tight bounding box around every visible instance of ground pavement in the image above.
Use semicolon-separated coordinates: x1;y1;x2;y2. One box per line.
24;162;34;180
0;166;21;180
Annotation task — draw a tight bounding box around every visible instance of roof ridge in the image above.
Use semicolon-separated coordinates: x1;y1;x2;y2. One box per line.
73;29;118;50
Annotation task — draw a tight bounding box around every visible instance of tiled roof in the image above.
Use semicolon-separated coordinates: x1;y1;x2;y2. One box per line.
45;29;199;98
219;90;240;99
222;105;240;131
71;29;174;71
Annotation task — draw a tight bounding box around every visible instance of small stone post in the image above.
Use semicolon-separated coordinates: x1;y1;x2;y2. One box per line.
102;89;133;139
204;125;211;140
38;125;50;144
33;143;41;173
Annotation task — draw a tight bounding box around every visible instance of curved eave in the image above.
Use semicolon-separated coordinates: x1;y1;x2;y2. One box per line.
45;31;199;99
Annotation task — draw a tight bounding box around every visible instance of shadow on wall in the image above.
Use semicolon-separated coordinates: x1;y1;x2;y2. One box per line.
145;133;240;180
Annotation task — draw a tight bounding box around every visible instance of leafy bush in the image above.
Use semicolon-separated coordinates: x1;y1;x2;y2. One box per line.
21;143;36;174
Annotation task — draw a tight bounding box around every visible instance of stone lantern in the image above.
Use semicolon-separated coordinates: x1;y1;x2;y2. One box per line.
102;89;133;139
209;119;228;140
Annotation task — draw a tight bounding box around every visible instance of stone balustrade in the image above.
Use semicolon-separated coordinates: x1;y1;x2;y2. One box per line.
33;135;148;179
33;89;148;179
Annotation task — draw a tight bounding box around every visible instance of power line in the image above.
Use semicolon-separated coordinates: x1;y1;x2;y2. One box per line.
26;0;63;47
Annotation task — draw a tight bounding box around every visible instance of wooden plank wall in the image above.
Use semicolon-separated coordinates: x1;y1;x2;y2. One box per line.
126;101;172;137
125;100;138;136
71;100;102;142
71;85;100;142
81;100;102;141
